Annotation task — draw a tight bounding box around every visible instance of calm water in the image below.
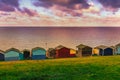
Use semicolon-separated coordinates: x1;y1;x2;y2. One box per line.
0;27;119;50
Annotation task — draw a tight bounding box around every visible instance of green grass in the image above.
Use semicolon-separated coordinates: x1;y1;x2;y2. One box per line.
0;56;120;80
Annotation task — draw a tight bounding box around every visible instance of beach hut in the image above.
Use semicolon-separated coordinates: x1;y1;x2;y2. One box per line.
104;48;113;56
23;49;30;59
94;45;107;56
70;49;76;57
5;48;23;61
95;45;113;56
76;44;92;57
0;50;4;61
46;48;56;58
32;47;46;60
55;45;70;58
110;46;115;55
115;43;120;55
93;49;99;55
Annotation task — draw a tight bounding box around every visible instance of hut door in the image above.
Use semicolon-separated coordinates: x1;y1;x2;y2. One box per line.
104;48;113;56
99;49;104;56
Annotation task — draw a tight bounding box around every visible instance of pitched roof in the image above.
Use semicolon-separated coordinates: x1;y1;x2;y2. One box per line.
76;44;91;49
110;46;115;49
69;48;76;51
22;49;30;52
32;47;46;51
5;48;21;53
48;48;55;52
94;45;108;49
55;45;66;50
0;50;4;54
116;43;120;47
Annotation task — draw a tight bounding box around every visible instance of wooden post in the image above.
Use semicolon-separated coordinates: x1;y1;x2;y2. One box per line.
78;48;82;57
102;49;104;56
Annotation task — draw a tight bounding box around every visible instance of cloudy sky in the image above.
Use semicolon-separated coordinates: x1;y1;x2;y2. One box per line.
0;27;119;51
0;0;120;26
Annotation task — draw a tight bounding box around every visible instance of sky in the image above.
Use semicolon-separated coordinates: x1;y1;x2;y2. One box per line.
0;27;120;51
0;0;120;26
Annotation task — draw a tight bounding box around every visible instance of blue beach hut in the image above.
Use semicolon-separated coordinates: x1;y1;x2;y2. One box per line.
104;48;113;56
0;50;4;61
32;47;46;60
5;48;23;61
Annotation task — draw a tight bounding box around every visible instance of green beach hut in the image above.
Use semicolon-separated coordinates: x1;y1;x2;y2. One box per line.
5;48;23;61
115;43;120;55
32;47;46;60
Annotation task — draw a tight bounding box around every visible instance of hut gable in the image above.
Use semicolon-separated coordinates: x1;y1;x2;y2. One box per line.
110;46;115;49
116;43;120;47
95;45;108;50
0;50;4;53
76;44;87;49
6;48;20;53
55;45;65;50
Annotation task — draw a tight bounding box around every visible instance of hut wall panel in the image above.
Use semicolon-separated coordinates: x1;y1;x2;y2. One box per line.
32;55;46;60
93;49;99;55
56;48;70;58
5;51;19;57
0;54;4;61
82;48;92;56
5;57;19;61
70;50;76;54
104;48;113;56
77;49;82;57
116;47;120;54
19;53;24;60
32;50;46;55
69;54;76;57
99;49;104;56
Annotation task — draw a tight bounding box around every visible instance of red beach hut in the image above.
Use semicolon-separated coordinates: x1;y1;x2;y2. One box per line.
55;45;70;58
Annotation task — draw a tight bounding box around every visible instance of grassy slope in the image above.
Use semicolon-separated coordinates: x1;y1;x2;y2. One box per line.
0;56;120;80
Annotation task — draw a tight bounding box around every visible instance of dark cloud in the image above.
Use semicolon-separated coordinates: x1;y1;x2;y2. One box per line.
98;0;120;10
21;8;38;16
37;0;90;9
1;0;19;7
0;0;37;16
0;0;19;12
0;2;15;12
33;0;90;16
